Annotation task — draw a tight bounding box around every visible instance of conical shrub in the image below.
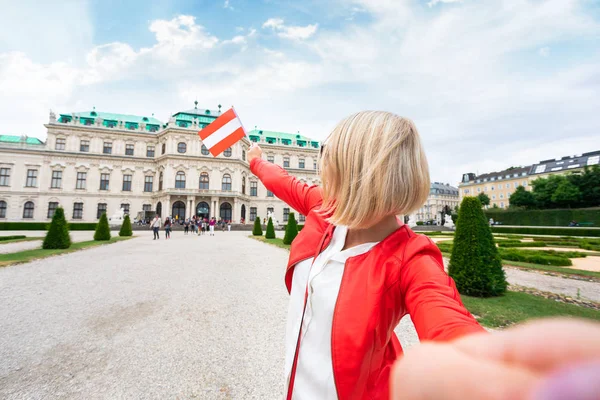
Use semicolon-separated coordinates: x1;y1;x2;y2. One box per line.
252;216;263;236
94;212;111;241
448;197;507;297
119;214;133;237
43;207;71;249
265;217;276;239
283;212;299;245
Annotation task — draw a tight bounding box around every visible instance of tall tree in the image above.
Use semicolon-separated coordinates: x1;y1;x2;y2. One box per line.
531;175;565;209
94;213;111;241
265;217;276;239
509;186;536;209
43;207;71;249
477;193;490;207
283;212;299;245
551;180;581;208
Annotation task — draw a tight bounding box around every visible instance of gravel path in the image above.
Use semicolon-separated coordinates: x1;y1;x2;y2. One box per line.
0;240;41;254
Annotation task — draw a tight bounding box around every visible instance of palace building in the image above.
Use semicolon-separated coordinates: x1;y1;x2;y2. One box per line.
0;103;321;224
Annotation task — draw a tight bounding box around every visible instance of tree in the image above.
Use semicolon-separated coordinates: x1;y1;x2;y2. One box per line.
477;193;490;207
43;207;71;249
508;186;536;209
568;165;600;208
531;175;565;209
551;180;581;208
283;212;299;245
94;213;111;241
252;216;263;236
448;197;507;297
265;217;276;239
119;214;133;237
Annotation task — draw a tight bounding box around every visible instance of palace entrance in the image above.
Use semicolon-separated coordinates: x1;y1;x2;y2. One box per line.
196;201;210;220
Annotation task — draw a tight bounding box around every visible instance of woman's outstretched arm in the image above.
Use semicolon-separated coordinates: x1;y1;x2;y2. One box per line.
248;143;323;217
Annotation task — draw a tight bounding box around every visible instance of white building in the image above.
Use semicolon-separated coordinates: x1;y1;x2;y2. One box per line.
0;103;321;225
415;182;460;223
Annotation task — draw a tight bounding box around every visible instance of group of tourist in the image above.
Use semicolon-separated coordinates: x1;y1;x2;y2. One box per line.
149;215;231;239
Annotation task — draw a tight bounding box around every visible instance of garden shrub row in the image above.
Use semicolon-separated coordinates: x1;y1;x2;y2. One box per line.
0;235;26;241
491;226;600;237
485;208;600;227
498;249;572;266
497;242;546;248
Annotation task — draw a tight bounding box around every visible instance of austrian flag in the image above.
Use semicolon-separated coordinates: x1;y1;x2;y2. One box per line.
198;107;246;157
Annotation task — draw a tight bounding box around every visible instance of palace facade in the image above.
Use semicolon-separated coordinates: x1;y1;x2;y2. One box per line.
0;103;321;224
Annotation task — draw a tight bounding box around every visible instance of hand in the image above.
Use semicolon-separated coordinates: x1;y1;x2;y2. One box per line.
391;318;600;400
247;142;262;164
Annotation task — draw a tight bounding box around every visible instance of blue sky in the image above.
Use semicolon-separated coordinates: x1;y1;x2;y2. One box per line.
1;0;599;184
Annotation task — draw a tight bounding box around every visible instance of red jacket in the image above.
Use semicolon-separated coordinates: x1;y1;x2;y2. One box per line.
250;158;485;400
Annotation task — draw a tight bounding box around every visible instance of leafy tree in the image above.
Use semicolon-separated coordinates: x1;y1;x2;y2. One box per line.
94;213;111;241
448;197;507;297
119;214;133;237
477;193;490;207
531;175;565;209
265;217;276;239
509;186;536;209
568;165;600;208
43;207;71;249
283;212;299;245
252;216;263;236
551;180;581;208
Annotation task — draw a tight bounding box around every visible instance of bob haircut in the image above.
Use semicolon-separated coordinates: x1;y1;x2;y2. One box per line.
318;111;430;230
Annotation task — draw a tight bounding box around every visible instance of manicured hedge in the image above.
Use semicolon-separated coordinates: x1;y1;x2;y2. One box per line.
0;222;98;231
491;226;600;237
497;242;546;248
0;235;26;241
498;249;572;266
485;208;600;227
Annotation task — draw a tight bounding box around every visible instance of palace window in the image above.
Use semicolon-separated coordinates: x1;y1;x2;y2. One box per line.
51;171;62;189
299;158;305;169
201;144;210;155
147;146;155;158
299;214;305;222
143;204;152;212
73;202;83;219
55;138;66;150
126;144;135;156
175;172;186;189
242;177;246;194
0;201;6;218
267;190;274;197
177;142;187;154
144;176;153;192
250;181;257;196
103;142;112;154
25;169;38;187
514;182;519;188
23;201;34;219
100;173;110;191
76;172;87;190
314;161;317;170
97;203;107;219
242;149;246;161
122;174;132;191
0;168;10;186
506;183;510;189
47;202;58;218
250;207;257;221
283;208;289;222
477;187;481;193
222;174;232;191
283;157;290;168
224;147;232;157
267;155;274;163
80;140;90;152
120;203;130;215
159;172;163;191
267;207;274;216
162;143;166;154
199;173;209;189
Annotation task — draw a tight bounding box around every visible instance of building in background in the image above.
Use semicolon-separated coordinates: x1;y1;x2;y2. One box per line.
415;182;460;223
458;151;600;209
0;103;320;224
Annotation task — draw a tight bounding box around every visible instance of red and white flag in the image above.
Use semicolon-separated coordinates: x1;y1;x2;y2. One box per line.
198;107;246;157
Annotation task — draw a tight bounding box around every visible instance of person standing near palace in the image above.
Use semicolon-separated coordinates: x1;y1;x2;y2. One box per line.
183;218;189;235
151;215;161;240
164;217;172;239
227;220;231;232
209;217;216;236
247;111;485;400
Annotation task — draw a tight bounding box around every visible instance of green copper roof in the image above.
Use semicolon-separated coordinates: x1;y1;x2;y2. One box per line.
0;135;44;145
247;129;320;148
172;103;221;128
58;110;163;132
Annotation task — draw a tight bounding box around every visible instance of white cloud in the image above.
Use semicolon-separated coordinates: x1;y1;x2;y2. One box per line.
427;0;463;7
262;18;318;40
224;0;234;10
538;46;551;57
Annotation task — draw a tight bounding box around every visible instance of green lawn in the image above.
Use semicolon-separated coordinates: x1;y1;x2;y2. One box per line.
0;237;132;267
251;235;600;328
462;291;600;328
0;237;42;244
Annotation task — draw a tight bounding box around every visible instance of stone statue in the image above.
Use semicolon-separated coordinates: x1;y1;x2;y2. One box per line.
444;213;455;230
109;207;126;224
267;210;274;222
407;214;417;228
49;110;56;123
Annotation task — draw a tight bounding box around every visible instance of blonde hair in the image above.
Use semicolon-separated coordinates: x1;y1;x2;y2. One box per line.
318;111;430;229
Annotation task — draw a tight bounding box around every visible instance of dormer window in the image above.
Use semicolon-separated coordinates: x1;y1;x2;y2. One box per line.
142;117;149;122
90;111;97;117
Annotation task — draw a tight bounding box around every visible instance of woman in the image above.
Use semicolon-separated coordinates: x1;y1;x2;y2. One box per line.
248;111;484;400
164;217;171;239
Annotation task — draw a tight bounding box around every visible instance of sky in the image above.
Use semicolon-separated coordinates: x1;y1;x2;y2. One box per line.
0;0;599;185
